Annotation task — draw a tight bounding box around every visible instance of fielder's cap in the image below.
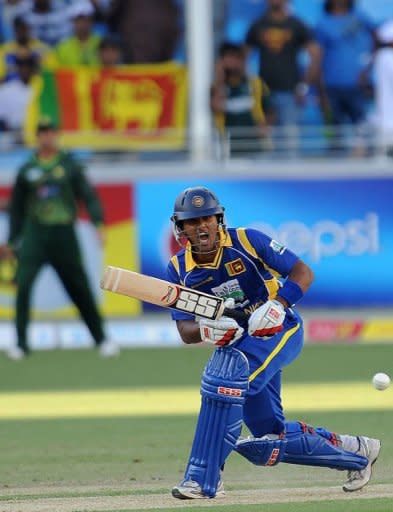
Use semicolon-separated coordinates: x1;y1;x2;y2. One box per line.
36;117;57;133
377;20;393;44
70;1;94;18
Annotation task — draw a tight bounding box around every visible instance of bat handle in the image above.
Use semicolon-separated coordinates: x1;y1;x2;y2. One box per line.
223;307;248;323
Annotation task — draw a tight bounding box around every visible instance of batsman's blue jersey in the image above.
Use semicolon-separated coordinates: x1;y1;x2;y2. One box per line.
167;227;305;434
167;227;298;325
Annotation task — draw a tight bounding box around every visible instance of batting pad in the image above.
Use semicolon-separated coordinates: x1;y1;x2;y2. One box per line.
235;434;287;466
235;427;368;471
183;347;249;497
283;430;368;470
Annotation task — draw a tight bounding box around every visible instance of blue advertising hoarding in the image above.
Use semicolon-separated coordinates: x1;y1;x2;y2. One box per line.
136;178;393;307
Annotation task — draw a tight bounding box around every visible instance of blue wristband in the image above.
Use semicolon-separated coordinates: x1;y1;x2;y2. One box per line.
277;280;304;306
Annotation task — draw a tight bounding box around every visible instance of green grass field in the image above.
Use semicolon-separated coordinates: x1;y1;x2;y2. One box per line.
0;343;392;511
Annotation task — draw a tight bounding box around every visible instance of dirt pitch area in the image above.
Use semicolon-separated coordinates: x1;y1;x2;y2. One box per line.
1;484;393;512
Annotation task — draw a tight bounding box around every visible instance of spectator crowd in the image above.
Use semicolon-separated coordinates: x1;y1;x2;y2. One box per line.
212;0;393;157
0;0;392;157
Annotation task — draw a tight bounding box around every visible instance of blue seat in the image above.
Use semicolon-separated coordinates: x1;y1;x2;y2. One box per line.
292;0;392;26
224;0;266;43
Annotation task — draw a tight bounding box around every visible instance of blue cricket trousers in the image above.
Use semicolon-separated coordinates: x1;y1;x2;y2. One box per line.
235;309;304;436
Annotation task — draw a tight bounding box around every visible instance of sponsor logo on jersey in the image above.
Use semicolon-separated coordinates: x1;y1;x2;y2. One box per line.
269;239;286;255
244;300;264;316
36;184;61;199
225;258;246;276
26;168;43;182
211;279;248;307
53;166;65;179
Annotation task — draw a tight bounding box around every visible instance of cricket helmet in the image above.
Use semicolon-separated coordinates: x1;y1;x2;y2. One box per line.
171;186;225;224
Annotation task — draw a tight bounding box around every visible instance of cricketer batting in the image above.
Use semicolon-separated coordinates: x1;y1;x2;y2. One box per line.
167;185;381;500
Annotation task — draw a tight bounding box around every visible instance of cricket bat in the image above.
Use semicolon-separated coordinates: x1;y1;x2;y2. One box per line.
100;266;248;322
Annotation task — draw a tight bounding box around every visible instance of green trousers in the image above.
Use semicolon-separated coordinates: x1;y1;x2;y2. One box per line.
15;222;105;352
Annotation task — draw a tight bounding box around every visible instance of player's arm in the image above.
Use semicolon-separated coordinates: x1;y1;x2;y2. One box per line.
243;228;314;306
7;171;27;249
176;319;202;345
210;82;226;114
301;41;320;88
248;261;311;338
177;309;244;347
244;229;313;337
70;157;104;226
244;19;259;55
296;20;321;99
167;260;243;346
166;260;200;344
0;244;14;260
275;259;314;308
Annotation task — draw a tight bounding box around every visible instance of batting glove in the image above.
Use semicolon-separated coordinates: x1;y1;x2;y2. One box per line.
248;299;286;339
200;316;244;346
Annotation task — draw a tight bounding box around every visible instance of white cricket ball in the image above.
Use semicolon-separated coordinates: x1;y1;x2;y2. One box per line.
372;372;391;391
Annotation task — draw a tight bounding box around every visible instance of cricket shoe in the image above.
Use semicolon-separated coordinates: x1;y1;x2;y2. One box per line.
5;346;27;361
171;479;225;499
99;340;120;357
343;436;381;492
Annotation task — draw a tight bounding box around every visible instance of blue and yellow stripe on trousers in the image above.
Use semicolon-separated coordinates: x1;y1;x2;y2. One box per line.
248;323;301;382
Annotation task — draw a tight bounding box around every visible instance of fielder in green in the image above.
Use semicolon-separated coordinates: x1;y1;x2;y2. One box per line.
5;119;119;360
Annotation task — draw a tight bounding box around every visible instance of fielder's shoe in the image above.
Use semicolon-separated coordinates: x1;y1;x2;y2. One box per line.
343;436;381;492
5;346;26;361
98;340;120;357
171;479;225;499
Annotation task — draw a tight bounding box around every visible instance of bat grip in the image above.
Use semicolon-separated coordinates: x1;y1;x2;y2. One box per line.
222;307;248;323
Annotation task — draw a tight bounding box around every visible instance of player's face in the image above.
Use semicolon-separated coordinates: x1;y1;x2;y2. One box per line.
182;215;219;255
267;0;287;10
37;129;57;151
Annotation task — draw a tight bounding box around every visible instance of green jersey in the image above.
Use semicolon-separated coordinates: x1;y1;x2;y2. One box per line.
8;150;103;245
213;76;270;133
